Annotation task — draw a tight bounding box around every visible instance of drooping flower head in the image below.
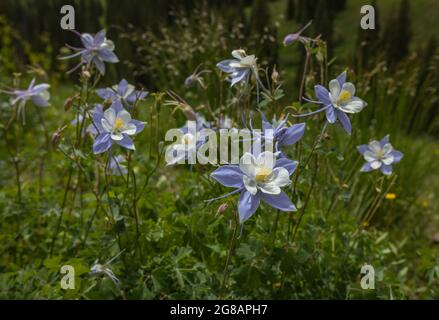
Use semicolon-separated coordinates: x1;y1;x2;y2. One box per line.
210;151;297;223
60;30;119;75
4;78;50;123
92;101;145;154
96;79;148;108
216;49;258;86
283;20;313;46
357;135;403;175
298;71;366;135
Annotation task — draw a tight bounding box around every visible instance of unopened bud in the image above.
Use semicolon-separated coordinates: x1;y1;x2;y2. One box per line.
271;66;280;84
51;125;67;147
216;203;229;215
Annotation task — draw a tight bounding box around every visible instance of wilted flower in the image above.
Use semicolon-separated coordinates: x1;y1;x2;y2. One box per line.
108;155;128;175
4;78;50;123
185;65;211;88
357;135;404;175
96;79;148;108
60;29;119;75
210;151;297;223
298;71;366;134
216;49;258;86
90;250;124;287
283;20;313;46
92;101;145;154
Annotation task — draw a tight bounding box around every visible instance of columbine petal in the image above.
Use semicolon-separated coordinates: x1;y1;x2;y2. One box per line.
239;152;256;178
360;162;374;172
275;158;297;176
357;144;369;155
326;106;337;123
337;97;365;114
314;85;331;105
261;192;296;212
341;82;356;97
380;164;393;175
278;123;306;146
371;160;382;169
210;166;244;188
243;175;258;195
336;110;352;135
336;71;347;86
390;150;404;163
93;133;112;154
130;120;146;134
115;135;135;150
238;191;260;223
329;79;341;98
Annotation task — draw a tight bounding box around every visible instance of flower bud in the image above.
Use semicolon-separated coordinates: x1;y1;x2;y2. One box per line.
216;202;229;215
51;125;67;147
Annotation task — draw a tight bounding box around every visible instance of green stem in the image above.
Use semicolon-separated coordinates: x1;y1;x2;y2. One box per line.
221;211;239;295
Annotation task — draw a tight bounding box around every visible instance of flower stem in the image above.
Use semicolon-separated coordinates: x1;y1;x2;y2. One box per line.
221;210;239;296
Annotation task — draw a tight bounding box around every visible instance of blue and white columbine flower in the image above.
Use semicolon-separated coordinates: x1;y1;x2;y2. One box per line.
5;78;50;123
92;101;145;154
216;49;258;86
211;151;297;223
299;71;366;134
166;119;208;165
357;135;403;176
61;29;119;75
96;79;148;107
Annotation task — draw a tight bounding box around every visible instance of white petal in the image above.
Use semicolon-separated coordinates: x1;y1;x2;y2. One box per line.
267;167;291;188
342;82;356;96
124;85;135;98
337;98;365;113
370;160;382;169
382;143;393;155
239;152;257;178
104;108;116;125
382;155;394;165
121;123;136;135
369;141;381;153
117;110;132;124
256;151;275;170
101;118;113;133
111;132;123;141
258;183;281;195
243;175;258;195
363;150;377;162
329;79;341;98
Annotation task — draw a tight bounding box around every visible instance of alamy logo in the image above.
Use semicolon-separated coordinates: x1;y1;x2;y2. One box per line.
60;5;75;30
360;264;375;289
60;265;75;290
360;5;376;30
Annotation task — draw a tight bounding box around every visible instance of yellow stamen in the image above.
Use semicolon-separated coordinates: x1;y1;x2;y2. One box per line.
114;118;124;130
337;90;352;104
255;167;272;183
385;193;396;200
